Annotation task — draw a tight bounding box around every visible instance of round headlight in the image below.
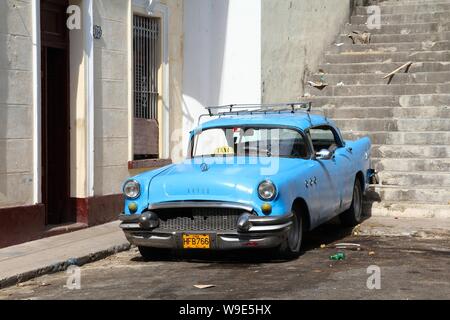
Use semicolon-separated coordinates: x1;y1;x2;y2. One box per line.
258;180;277;201
123;180;140;199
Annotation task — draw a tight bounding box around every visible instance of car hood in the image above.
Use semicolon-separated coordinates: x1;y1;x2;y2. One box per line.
147;157;305;204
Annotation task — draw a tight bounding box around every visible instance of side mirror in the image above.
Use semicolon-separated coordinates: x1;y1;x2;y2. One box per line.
315;149;333;160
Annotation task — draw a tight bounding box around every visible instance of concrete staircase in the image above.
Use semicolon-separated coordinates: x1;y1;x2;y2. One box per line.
307;0;450;218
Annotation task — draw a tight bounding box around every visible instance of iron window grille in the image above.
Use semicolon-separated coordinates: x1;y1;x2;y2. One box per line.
133;15;160;120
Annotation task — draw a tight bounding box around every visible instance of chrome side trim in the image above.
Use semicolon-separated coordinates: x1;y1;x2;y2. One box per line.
148;201;253;212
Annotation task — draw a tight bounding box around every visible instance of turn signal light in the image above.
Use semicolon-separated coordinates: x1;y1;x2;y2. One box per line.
261;203;272;215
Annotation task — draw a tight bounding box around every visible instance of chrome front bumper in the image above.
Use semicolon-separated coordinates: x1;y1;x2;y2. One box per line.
119;212;293;250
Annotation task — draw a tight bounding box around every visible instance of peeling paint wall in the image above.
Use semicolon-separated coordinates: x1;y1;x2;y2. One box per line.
261;0;352;102
0;0;34;207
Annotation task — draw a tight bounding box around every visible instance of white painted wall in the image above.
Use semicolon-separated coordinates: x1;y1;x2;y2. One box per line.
181;0;261;158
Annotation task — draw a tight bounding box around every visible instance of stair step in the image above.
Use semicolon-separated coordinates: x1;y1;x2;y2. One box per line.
371;144;450;158
324;50;450;64
363;201;450;219
380;0;450;6
316;0;450;213
378;171;450;187
372;158;450;172
312;83;450;97
335;118;450;131
351;11;450;24
318;61;450;74
366;185;450;204
342;131;450;145
328;40;450;53
310;71;450;85
355;2;450;15
339;31;450;44
343;22;447;35
308;94;450;107
322;106;450;118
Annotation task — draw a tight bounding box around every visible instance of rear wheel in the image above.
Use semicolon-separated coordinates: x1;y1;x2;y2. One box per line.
340;179;363;227
278;212;303;259
138;246;170;261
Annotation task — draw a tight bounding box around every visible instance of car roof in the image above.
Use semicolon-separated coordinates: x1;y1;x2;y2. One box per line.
196;112;333;132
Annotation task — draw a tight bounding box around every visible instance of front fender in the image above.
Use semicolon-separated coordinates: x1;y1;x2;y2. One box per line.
123;164;175;215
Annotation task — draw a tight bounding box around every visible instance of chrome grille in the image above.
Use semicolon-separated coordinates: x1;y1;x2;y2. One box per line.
156;208;243;232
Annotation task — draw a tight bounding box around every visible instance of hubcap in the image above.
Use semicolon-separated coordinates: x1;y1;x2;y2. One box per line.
288;214;301;251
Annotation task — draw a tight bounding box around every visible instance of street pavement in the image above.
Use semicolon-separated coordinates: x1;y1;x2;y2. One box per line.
1;220;449;300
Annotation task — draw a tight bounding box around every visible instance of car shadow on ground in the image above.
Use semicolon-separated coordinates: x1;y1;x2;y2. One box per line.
129;214;371;264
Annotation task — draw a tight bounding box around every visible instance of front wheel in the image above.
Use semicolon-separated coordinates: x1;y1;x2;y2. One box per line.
340;179;363;227
278;212;303;259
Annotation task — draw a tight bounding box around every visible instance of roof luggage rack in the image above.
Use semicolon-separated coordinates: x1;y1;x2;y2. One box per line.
205;102;312;117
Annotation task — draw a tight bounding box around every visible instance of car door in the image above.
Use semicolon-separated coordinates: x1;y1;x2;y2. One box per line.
333;138;354;210
308;125;352;219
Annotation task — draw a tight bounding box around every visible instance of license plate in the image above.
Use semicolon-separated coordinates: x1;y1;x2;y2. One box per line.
182;234;211;249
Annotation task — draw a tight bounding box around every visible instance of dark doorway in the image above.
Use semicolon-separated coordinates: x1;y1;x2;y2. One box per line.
41;0;70;225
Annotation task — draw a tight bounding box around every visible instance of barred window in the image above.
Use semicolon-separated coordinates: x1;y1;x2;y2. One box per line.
133;15;159;120
133;15;161;159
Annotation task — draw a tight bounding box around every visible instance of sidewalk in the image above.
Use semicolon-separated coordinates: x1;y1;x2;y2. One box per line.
0;217;449;290
0;221;129;289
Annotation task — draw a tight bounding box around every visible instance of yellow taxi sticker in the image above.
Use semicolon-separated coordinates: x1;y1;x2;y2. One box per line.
214;146;234;155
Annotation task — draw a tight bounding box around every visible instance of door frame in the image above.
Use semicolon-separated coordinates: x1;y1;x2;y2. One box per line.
32;0;42;204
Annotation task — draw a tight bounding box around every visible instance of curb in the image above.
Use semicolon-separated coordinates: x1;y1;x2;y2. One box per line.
0;242;131;290
358;228;450;240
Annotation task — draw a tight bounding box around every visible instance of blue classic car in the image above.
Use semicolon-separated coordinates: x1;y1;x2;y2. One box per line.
120;103;373;259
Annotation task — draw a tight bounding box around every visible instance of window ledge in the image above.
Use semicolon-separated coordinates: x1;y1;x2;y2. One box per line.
128;158;172;170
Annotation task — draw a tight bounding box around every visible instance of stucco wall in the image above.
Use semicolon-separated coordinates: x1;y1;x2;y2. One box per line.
0;0;184;205
93;0;130;196
181;0;262;158
0;0;34;207
261;0;352;102
93;0;184;195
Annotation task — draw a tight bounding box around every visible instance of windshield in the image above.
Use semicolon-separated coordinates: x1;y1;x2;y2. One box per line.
190;127;308;159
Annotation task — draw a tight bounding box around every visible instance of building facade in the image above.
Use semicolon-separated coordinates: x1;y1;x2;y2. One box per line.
0;0;184;247
1;0;355;248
